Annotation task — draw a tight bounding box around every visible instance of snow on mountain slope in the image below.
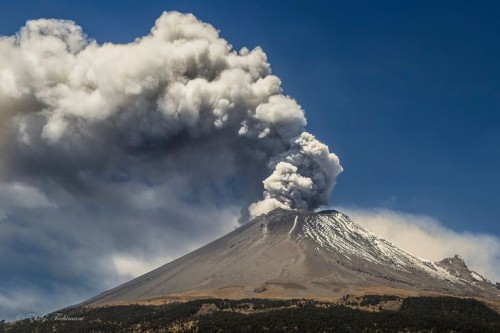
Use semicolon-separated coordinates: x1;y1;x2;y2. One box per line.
82;208;499;306
296;211;460;281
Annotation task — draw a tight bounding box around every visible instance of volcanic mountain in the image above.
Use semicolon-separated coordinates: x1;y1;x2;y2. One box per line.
84;209;499;306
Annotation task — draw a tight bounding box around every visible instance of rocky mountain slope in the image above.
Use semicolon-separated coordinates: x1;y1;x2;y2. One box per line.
83;209;499;306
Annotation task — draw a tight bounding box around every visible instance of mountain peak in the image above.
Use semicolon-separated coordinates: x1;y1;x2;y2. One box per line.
436;255;490;284
439;255;467;268
82;208;499;307
317;209;341;215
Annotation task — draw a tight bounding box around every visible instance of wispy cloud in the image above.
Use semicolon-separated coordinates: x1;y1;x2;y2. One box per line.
340;207;500;283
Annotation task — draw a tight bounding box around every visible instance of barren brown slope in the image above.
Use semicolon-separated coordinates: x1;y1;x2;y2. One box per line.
82;209;499;307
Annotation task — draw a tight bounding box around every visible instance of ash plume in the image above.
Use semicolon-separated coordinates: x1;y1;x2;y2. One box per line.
0;11;342;218
0;12;342;319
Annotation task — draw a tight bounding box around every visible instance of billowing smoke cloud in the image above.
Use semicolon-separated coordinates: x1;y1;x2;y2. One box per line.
249;132;341;216
0;12;342;218
0;12;341;319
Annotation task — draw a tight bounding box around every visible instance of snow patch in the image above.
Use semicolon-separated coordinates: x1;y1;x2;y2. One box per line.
471;271;485;282
297;212;463;282
289;216;298;235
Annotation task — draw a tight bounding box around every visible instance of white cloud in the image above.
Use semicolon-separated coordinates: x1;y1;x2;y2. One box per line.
111;254;171;280
0;182;54;210
340;207;500;282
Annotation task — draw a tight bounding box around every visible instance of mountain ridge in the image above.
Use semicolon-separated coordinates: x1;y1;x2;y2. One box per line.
82;208;499;307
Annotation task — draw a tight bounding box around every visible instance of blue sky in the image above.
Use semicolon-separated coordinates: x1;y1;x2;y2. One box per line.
2;0;494;234
0;0;499;319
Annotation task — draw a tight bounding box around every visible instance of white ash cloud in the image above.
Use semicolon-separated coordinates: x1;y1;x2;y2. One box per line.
0;11;342;217
0;12;342;319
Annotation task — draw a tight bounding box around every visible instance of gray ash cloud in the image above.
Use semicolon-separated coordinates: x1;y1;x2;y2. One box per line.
0;12;342;217
0;12;342;319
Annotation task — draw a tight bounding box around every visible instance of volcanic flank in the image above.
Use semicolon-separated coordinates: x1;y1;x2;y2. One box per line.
83;209;499;306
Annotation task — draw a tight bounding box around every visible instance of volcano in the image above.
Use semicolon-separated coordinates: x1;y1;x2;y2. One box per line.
83;209;499;306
